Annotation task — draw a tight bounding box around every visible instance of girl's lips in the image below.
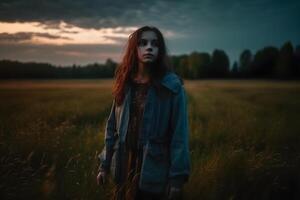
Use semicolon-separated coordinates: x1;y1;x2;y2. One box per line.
144;54;153;57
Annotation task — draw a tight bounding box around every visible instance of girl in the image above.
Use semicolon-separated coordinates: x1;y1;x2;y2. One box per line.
97;26;190;200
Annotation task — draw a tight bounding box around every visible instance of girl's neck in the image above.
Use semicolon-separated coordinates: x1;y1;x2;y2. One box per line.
134;62;152;83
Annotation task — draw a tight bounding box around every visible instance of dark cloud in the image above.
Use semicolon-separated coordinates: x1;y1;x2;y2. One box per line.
0;32;71;42
0;32;32;42
1;0;299;32
0;0;149;28
0;0;204;30
35;32;71;40
2;1;299;43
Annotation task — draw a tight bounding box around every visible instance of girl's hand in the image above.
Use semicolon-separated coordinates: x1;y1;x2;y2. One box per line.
167;186;183;200
96;169;107;186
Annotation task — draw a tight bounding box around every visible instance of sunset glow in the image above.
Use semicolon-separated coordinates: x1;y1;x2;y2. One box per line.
0;21;138;45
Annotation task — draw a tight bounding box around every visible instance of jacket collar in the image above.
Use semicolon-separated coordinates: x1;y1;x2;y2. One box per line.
124;72;182;94
160;72;182;94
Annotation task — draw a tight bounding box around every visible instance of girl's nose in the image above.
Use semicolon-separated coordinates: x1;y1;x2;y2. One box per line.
147;41;153;47
146;46;153;51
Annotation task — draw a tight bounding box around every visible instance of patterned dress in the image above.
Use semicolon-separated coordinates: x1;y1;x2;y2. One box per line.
113;80;150;200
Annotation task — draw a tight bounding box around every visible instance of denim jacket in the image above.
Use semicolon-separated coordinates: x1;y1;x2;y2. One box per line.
99;72;191;194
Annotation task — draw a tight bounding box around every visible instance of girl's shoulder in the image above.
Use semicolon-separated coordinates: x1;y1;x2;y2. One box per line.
160;72;183;94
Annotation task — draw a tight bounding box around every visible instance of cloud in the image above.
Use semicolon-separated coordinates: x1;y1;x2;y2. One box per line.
0;0;299;32
0;0;148;28
0;20;182;47
0;21;141;45
0;32;71;43
0;0;208;31
0;32;32;42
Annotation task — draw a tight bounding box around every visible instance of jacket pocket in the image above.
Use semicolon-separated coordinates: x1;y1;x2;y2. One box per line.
140;141;169;185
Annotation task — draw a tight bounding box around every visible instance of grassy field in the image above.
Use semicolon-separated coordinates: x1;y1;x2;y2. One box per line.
0;79;300;200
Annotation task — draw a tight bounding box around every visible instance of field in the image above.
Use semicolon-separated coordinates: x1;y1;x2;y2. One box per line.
0;79;300;200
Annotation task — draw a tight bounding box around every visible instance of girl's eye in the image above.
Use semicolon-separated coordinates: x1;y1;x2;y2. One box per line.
138;39;147;46
152;40;159;47
138;39;159;47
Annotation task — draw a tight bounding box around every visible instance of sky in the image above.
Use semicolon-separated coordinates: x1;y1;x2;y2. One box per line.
0;0;299;66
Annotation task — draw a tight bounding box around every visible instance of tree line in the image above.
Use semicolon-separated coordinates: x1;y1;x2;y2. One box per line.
0;59;118;79
0;41;299;79
172;41;300;79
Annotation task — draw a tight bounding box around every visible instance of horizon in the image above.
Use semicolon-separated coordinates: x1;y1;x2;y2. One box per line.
0;40;299;68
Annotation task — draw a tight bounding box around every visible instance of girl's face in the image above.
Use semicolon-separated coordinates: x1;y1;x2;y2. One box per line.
137;31;159;64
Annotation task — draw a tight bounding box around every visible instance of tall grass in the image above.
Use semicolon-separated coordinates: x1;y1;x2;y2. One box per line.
0;80;114;199
184;80;300;200
0;79;300;199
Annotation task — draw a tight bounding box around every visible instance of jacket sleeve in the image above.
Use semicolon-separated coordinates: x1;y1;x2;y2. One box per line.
169;85;191;188
98;99;117;172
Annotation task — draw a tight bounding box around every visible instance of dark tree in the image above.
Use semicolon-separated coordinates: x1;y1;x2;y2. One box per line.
239;49;252;77
294;45;300;78
251;46;279;78
231;61;239;78
210;49;230;78
187;52;210;79
274;41;294;79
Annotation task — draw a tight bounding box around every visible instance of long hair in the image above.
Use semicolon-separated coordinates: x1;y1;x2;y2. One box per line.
112;26;173;106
